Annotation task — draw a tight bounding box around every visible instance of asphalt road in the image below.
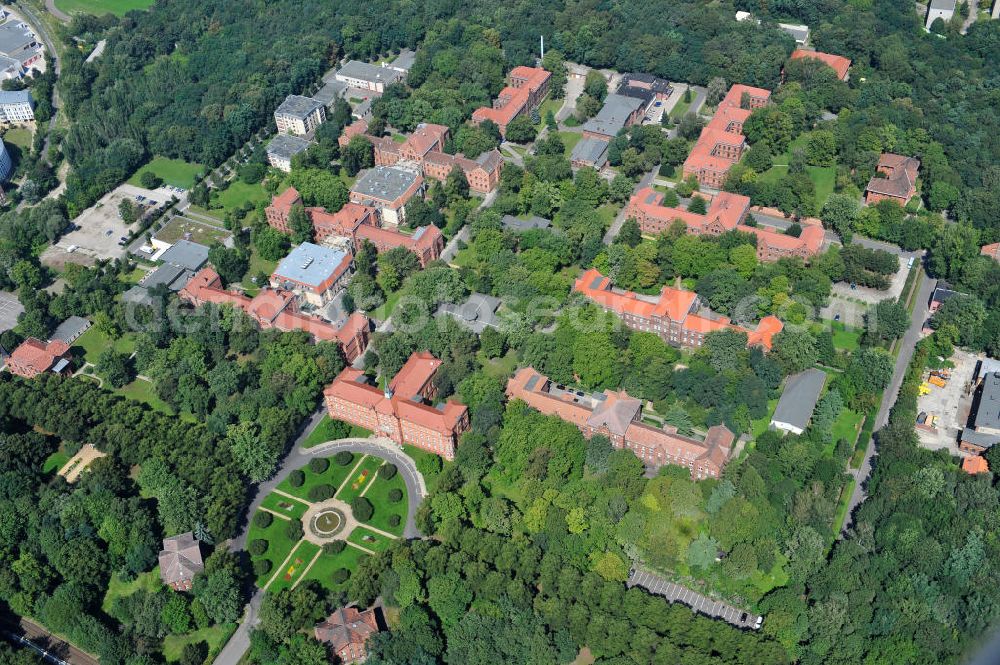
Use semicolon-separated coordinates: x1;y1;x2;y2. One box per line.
213;412;427;665
840;270;933;535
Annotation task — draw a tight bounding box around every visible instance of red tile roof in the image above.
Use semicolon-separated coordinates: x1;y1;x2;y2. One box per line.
472;66;550;129
7;338;71;377
683;84;771;176
314;606;379;663
629;188;750;232
790;49;851;80
962;455;990;474
982;243;1000;261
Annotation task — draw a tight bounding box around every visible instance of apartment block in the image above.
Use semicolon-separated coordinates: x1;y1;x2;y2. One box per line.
274;95;326;136
472;66;551;136
324;351;470;459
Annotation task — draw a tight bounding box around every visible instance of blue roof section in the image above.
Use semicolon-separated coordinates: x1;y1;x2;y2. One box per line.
273;242;349;287
0;89;32;106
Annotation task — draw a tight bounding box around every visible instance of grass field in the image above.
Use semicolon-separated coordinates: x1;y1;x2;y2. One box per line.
276;456;358;502
241;247;278;294
211;180;270;213
832;477;856;534
349;526;394;552
558;131;583;157
670;96;692;120
162;624;236;663
73;327;135;364
336;456;384;503
301;416;372;449
128;157;203;189
300;544;367;592
247;511;299;587
831;322;861;352
267;540;321;594
361;468;408;535
42;449;70;475
535;97;563;130
3;127;32;150
55;0;153;15
832;408;864;448
260;493;310;521
102;568;161;613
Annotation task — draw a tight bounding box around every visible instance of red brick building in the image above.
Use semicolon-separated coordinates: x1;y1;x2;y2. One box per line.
323;351;469;459
981;243;1000;262
5;338;72;378
314;606;380;664
626;188;824;261
506;367;735;479
265;188;444;266
573;268;783;350
865;153;919;205
472;66;551;136
683;84;771;189
179;268;370;363
789;49;852;81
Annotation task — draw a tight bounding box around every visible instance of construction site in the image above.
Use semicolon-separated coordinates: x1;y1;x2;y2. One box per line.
914;349;979;454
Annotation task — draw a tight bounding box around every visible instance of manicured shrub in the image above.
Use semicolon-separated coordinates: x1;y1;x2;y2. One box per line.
307;484;335;501
252;558;272;577
285;520;304;541
248;539;268;556
380;463;397;480
332;568;351;584
253;511;273;528
288;469;305;487
323;540;347;555
335;451;354;466
388;515;401;528
351;497;374;522
388;488;404;503
309;457;329;474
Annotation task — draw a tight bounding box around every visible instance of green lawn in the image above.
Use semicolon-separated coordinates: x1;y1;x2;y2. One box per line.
535;97;563;130
119;378;195;421
831;408;864;449
241;246;278;294
267;540;321;594
276;456;359;502
128;156;203;189
3;127;32;150
669;96;692;120
480;349;519;379
348;526;395;553
73;327;135;365
102;569;161;614
832;477;856;535
211;180;270;213
247;511;299;587
370;289;402;321
55;0;153;15
596;204;619;228
300;545;368;592
42;449;70;475
361;469;408;535
301;415;372;449
751;397;780;439
162;624;236;663
260;493;310;521
558;131;583;157
335;456;385;503
403;444;445;493
831;322;860;352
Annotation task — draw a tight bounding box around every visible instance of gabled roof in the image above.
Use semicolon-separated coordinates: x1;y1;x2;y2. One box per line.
790;49;851;80
8;338;69;375
314;606;379;654
771;368;827;431
962;455;990;474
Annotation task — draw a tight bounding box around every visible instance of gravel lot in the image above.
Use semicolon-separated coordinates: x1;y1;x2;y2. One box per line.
916;348;978;454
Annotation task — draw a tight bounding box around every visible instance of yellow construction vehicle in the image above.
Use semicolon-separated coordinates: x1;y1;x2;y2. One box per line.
929;375;947;388
919;382;932;395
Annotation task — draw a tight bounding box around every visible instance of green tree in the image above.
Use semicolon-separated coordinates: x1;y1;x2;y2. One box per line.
342;135;374;176
616;218;641;247
288;204;313;244
504;115;537;143
771;329;818;375
96;348;134;389
444;165;470;202
140;171;163;189
227;422;275;482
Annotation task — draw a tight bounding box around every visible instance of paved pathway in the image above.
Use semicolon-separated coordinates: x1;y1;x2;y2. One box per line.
627;565;762;630
44;0;69;22
603;167;657;244
840;270;933;535
213;414;426;665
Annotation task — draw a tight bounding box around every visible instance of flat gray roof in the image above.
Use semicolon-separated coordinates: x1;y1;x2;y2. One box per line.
0;89;31;107
389;49;416;72
771;368;826;431
502;214;551;231
351;166;420;203
571;136;609;168
581;94;645;138
975;372;1000;430
929;0;956;9
336;60;404;85
267;133;311;160
273;242;349;288
50;316;90;344
144;264;194;291
436;293;502;333
962;428;1000;448
312;79;345;106
275;95;323;119
122;285;155;307
0;21;35;56
159;239;209;271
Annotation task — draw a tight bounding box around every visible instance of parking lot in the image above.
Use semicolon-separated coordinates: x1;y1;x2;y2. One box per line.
41;183;174;269
915;348;978;453
0;291;24;333
627;566;761;630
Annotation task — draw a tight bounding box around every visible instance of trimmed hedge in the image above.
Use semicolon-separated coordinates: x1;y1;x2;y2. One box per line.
379;463;397;480
351;496;374;522
248;539;268;556
334;451;354;466
309;457;329;474
388;514;401;528
285;520;303;541
388;488;404;503
323;540;346;555
307;484;335;502
253;511;273;528
289;469;305;487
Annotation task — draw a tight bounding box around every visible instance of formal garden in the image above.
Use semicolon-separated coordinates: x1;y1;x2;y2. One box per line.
246;452;408;594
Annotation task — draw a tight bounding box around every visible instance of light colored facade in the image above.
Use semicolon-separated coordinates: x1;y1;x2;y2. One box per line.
266;133;310;172
334;60;405;93
349;166;424;227
926;0;956;29
274;95;326;136
0;89;33;124
270;243;354;307
0;140;11;181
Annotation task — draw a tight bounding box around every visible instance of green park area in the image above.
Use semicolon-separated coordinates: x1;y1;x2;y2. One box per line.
3;127;32;150
247;453;408;593
758;134;837;209
534;97;562;129
301;416;373;449
56;0;153;15
558;131;583;157
128;157;203;189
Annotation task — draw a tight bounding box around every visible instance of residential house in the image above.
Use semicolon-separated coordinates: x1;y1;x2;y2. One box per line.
865;153;919;205
0;89;33;124
349;166;425;227
266;188;443;266
506;367;736;479
5;337;71;378
364;123;502;193
179;268;371;362
274;95;326;136
574;268;783;350
981;243;1000;262
323;351;470;459
581;94;645;140
626;188;824;261
770;368;827;435
928;280;962;315
683;84;771;189
314;606;380;664
271;243;354;307
158;533;203;592
472;66;551;136
335;60;405;94
790;49;851;81
962;455;990;475
926;0;957;29
266;133;310;172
